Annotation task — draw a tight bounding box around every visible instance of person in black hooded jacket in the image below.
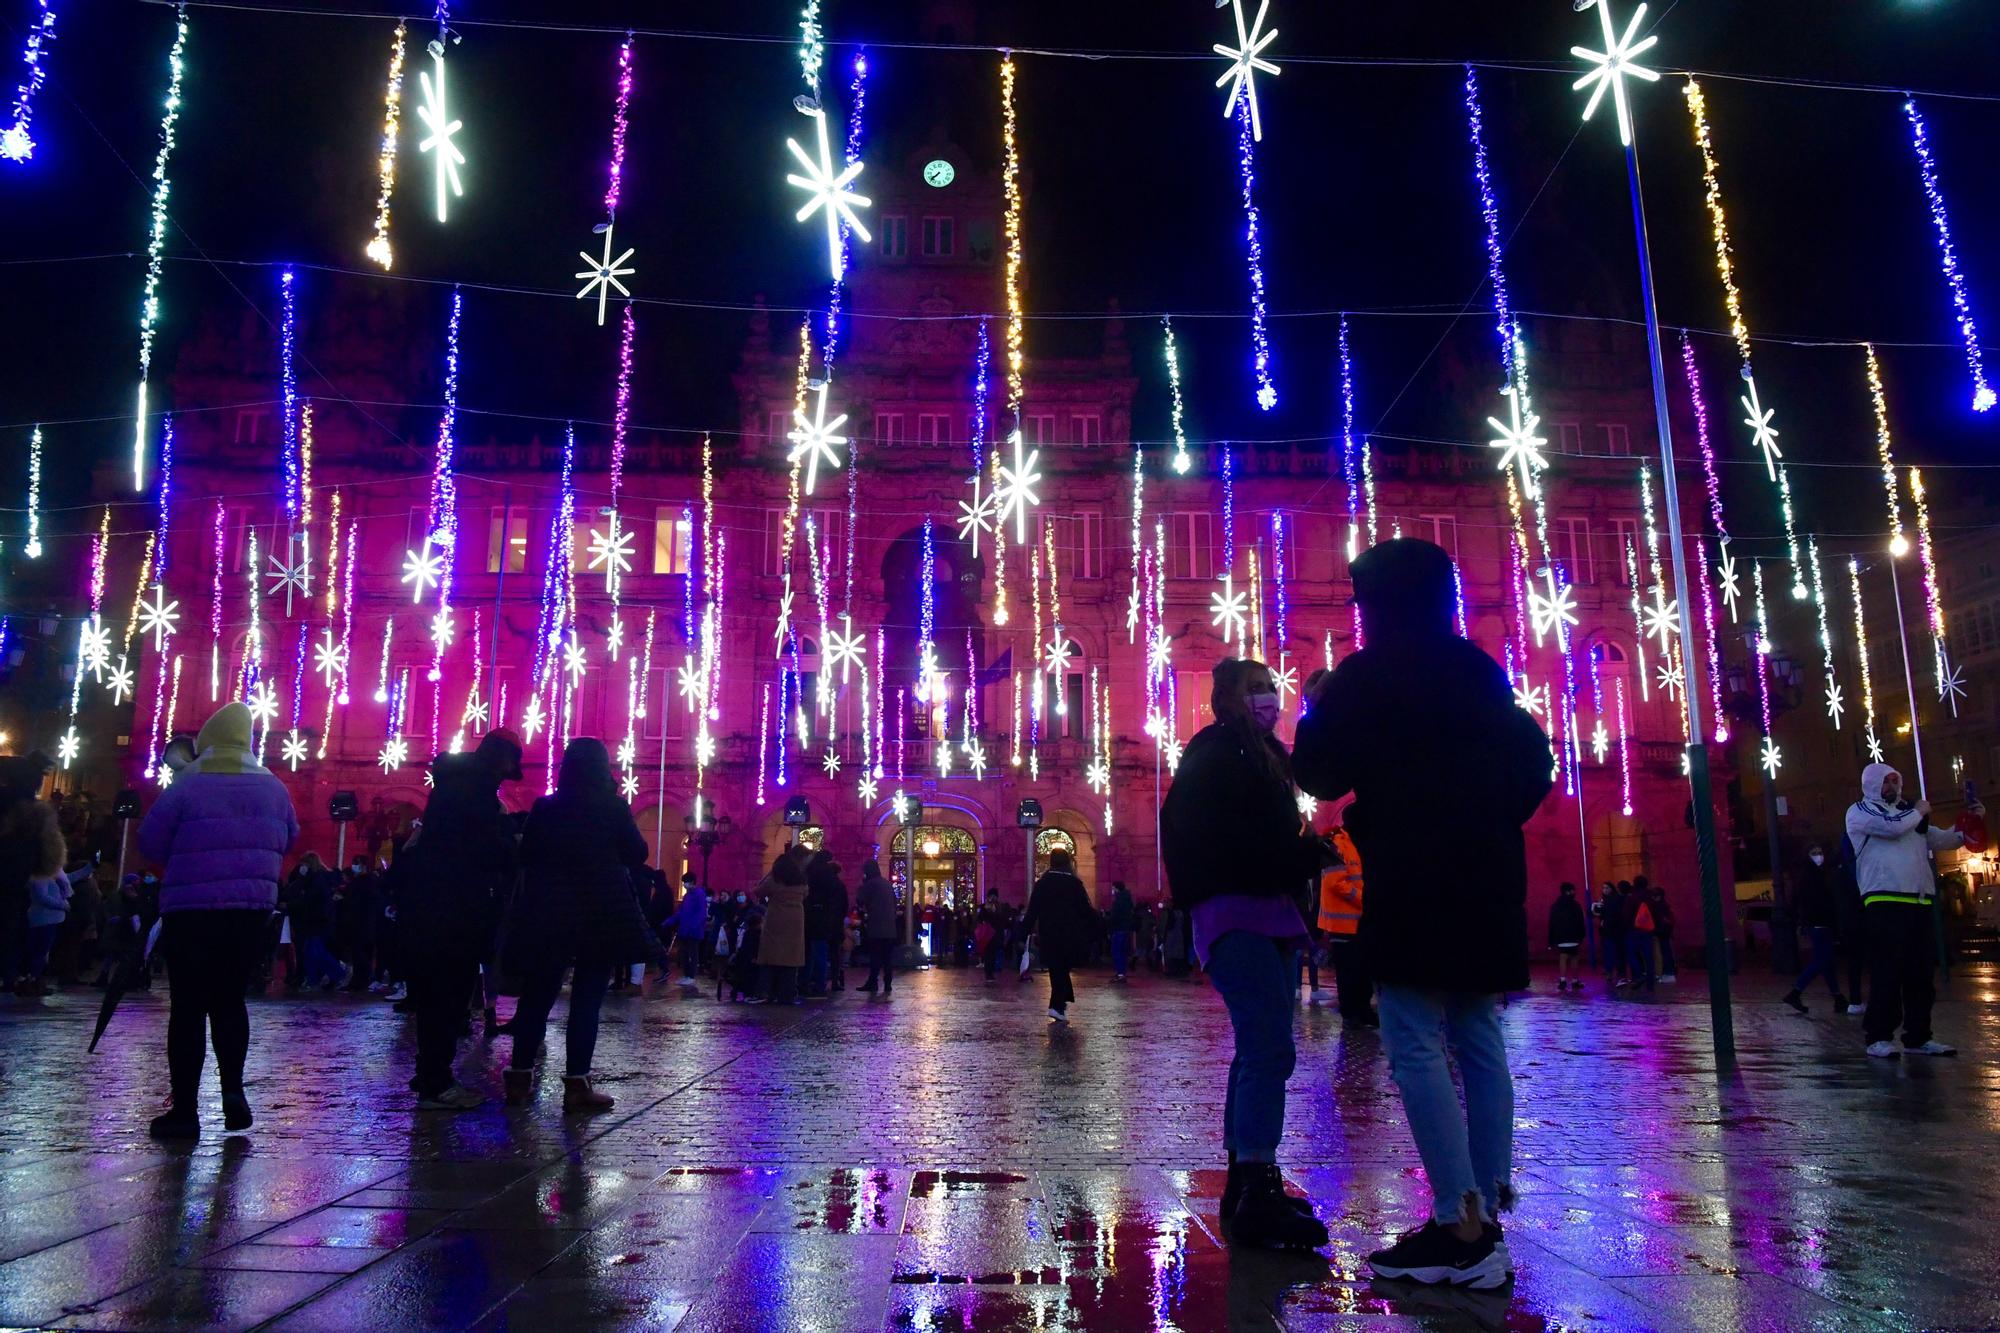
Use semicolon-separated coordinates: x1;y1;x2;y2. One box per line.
1293;537;1552;1289
398;729;523;1111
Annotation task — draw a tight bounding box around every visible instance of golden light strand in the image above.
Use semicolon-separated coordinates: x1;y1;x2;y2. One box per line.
1249;545;1265;663
121;532;159;656
365;21;406;268
1848;557;1879;757
995;54;1025;628
1863;344;1908;556
1909;467;1947;650
1683;78;1752;370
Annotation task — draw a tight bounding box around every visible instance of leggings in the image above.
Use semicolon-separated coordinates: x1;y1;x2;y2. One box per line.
163;910;268;1108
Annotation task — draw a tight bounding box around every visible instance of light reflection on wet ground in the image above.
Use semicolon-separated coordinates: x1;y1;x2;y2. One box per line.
0;962;1994;1329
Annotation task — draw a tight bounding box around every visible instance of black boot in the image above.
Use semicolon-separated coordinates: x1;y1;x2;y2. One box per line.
1782;990;1807;1014
1228;1163;1327;1251
1222;1154;1316;1220
221;1091;253;1133
149;1106;199;1140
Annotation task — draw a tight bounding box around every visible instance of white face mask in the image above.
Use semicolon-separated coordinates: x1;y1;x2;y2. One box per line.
1809;854;1825;866
1247;692;1282;732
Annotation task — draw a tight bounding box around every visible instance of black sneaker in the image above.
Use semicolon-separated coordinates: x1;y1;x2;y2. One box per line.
1782;990;1807;1015
1368;1220;1508;1289
1228;1165;1328;1251
221;1092;253;1133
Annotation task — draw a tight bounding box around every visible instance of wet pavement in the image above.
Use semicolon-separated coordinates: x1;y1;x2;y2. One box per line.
1;961;1996;1330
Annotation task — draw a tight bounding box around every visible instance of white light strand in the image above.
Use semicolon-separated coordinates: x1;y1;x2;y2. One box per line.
132;5;188;492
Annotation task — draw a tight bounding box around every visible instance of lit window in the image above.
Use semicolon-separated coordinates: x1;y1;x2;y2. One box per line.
652;508;693;576
485;508;528;574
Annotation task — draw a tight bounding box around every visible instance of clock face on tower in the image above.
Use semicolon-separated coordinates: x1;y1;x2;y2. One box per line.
922;158;955;189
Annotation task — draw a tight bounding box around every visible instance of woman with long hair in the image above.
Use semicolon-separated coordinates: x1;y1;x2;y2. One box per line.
136;701;300;1138
1161;657;1328;1250
504;737;663;1113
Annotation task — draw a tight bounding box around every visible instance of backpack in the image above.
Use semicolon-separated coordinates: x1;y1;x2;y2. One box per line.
1632;902;1654;933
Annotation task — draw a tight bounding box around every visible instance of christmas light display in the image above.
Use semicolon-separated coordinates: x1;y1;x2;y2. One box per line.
578;41;640;321
373;616;393;704
1692;538;1728;743
1849;557;1882;763
1271;512;1288;652
785;103;870;281
1677;331;1739;623
1487;387;1548;502
1808;539;1841;728
533;424;577;686
1210;573;1248;646
917;515;938;700
788;380;848;496
361;21;406;267
1;0;56;163
21;426;42;558
1901;97;1994;412
277;269;302;521
1863;345;1910;557
1233;97;1277;412
1624;537;1648;703
994;431;1043;545
415;9;464;224
1909;467;1958;713
755;684;769;805
1335;316;1369;552
1214;0;1278;143
1613;676;1633;816
1248;546;1264;663
576;230;635;327
1162;318;1192;476
131;5;188;492
1571;0;1658;148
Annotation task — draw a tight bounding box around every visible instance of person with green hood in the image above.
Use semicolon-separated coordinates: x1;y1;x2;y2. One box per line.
136;701;301;1139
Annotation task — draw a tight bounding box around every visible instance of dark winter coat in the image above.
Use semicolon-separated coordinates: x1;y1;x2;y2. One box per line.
1547;894;1587;949
803;859;845;942
398;751;517;959
1293;538;1554;994
758;872;807;969
1107;885;1136;932
1022;870;1101;966
1792;858;1836;929
1161;722;1320;908
504;788;663;973
857;871;898;941
136;704;299;913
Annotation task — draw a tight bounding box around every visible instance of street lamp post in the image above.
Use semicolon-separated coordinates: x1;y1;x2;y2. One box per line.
684;804;732;890
1575;0;1735;1062
1726;648;1805;974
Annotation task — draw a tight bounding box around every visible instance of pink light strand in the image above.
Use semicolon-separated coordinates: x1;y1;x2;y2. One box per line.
609;300;635;510
756;683;770;806
603;34;632;216
1693;538;1727;743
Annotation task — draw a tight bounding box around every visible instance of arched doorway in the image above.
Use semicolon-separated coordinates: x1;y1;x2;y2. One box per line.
1590;810;1647;887
1036;814;1098;897
892;825;979;909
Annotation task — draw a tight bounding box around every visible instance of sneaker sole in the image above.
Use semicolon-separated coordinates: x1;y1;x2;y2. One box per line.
1370;1249;1511;1290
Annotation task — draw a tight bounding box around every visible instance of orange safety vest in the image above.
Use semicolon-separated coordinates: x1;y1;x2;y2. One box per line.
1318;828;1364;937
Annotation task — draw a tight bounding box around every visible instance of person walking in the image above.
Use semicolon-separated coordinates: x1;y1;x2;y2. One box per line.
135;702;300;1138
1598;881;1629;990
803;849;841;997
1319;822;1373;1025
1782;844;1846;1014
1022;848;1099;1023
1161;656;1330;1251
14;802;68;997
504;737;664;1111
1624;877;1657;997
1547;883;1586;993
1294;538;1552;1288
397;729;523;1110
1847;763;1977;1058
671;873;708;990
1106;881;1136;982
338;857;380;992
758;851;808;1005
856;859;897;995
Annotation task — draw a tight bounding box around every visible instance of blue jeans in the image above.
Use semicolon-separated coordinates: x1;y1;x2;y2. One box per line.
1110;930;1131;977
299;934;341;988
1627;931;1656;991
1377;985;1514;1225
806;939;830;994
1792;924;1839;997
510;962;613;1077
1205;931;1297;1164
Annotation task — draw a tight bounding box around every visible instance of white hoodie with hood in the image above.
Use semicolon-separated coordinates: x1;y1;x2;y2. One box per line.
1843;762;1962;905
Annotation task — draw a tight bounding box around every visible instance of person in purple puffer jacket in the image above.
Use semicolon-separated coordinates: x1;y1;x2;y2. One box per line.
137;701;300;1140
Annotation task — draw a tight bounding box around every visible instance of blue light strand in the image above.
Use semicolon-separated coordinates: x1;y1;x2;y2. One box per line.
429;286;461;545
1219;445;1235;573
153;414;174;580
820;51;868;372
278;269;300;520
1902;96;1995;413
1233;96;1276;412
532;423;576;686
919;515;936;675
1463;65;1516;390
1337;316;1362;545
680;504;696;643
1;0;57;163
1452;561;1468;638
132;6;188;492
970;318;991;479
1271;512;1288;650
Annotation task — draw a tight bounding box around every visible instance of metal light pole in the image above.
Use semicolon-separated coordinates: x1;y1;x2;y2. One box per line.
1885;551;1950;982
1576;0;1734;1062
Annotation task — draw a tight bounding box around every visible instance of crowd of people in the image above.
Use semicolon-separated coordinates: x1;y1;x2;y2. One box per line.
0;536;1982;1293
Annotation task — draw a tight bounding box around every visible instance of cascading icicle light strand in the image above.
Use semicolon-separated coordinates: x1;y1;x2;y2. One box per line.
1;0;57;163
1808;539;1841;729
1233;96;1276;412
1864;344;1909;556
22;426;43;558
1902;96;1994;413
278;270;301;520
132;5;188;493
364;21;405;267
1162;316;1192;476
1849;557;1882;762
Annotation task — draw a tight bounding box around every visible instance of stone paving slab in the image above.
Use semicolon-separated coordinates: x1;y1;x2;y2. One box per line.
0;962;1993;1330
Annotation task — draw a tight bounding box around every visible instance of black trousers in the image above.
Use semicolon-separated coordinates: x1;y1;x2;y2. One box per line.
1863;900;1937;1046
1327;938;1374;1022
862;939;894;992
409;954;480;1098
162;910;267;1109
1046;958;1076;1011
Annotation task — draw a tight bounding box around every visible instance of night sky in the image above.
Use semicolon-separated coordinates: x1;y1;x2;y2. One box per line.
3;0;1997;592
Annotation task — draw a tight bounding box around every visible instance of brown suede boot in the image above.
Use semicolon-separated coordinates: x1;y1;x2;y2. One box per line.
503;1068;534;1107
562;1075;614;1114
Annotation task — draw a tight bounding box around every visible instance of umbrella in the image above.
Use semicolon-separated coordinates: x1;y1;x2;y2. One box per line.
88;917;161;1054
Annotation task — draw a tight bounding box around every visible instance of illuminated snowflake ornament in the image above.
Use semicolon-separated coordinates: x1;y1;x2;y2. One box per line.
78;618;111;681
857;774;879;804
1655;659;1684;700
1760;736;1782;776
281;730;308;770
463;694;489;729
520;692;546;742
773;587;796;656
1716;546;1743;620
936;744;954;779
620;772;639;800
1213;0;1280;143
1866;726;1884;764
428;608;455;651
1592;721;1610;763
1273;661;1298;706
606;617;625;660
562;636;588;685
378;734;409;773
967;740;988;779
956;475;996;556
1487;387;1549;498
1148;628;1173;680
785;103;871;281
787;380;849;496
676;658;704;709
574;224;635;326
616;735;636;766
1085;756;1111;794
1043;636;1074;677
694;730;716;766
107;656;134;705
1824;680;1845;727
314;630;348;689
1739;375;1784;482
1513;681;1548;718
56;725;80;769
1939;657;1967;715
1528;570;1579;647
1164;737;1185;773
267;549;309;616
587;521;635;589
825;617;866;685
137;585;179;649
1296;791;1318;822
246;680;280;729
1125;582;1141;642
1571;0;1660;148
993;431;1043;544
821;749;842;778
1210;572;1248;646
1642;592;1680;649
415;44;465;223
401;543;444;603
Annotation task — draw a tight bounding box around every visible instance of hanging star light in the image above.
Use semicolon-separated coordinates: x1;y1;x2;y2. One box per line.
857;773;879;804
1164;736;1185;772
956;476;996;554
1486;387;1548;497
1642;591;1680;648
1716;544;1743;621
428;607;454;651
615;735;636;767
1213;0;1279;142
266;545;309;616
819;749;841;778
788;380;848;495
993;431;1043;543
619;772;639;800
1513;680;1548;718
137;585;179;649
574;226;634;326
1739;375;1783;480
1210;573;1248;645
562;635;588;685
1043;636;1074;677
1;0;58;163
586;519;635;592
825;616;865;685
1571;0;1659;148
520;692;546;742
55;725;80;769
1655;659;1685;700
1085;756;1111;794
107;656;134;705
463;694;489;729
966;739;988;780
605;616;626;661
785;103;870;281
1760;736;1782;776
676;657;703;709
313;629;346;688
245;679;279;728
280;729;308;770
402;542;443;602
1824;680;1845;726
1273;660;1298;705
1527;569;1578;646
78;618;110;680
415;34;464;223
1591;720;1610;763
772;587;796;656
1940;656;1967;712
377;734;409;773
